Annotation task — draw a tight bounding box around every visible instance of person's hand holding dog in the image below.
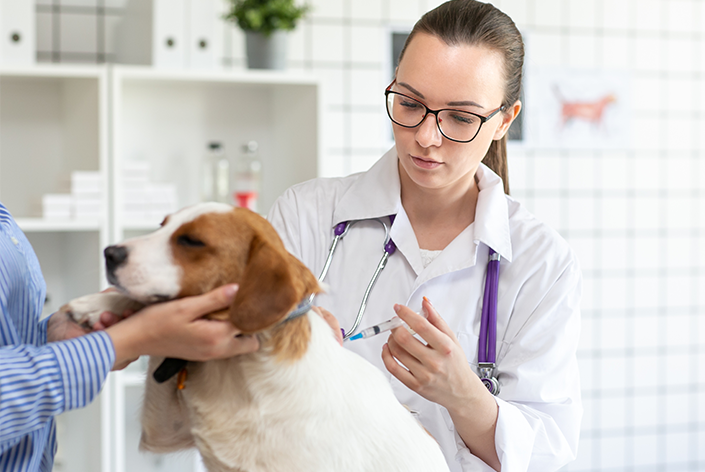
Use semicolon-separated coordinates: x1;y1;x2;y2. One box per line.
105;284;259;370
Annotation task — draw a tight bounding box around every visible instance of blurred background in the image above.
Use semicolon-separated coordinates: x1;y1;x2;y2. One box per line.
0;0;702;471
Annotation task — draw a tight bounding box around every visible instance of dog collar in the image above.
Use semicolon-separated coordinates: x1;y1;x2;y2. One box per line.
282;297;314;323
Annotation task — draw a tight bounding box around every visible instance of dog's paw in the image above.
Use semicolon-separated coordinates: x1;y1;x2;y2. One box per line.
59;292;144;330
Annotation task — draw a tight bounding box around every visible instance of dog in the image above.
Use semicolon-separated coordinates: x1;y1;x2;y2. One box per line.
553;84;616;128
60;203;450;472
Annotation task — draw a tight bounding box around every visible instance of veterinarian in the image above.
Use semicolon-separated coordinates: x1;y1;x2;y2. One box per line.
268;1;582;471
0;201;259;471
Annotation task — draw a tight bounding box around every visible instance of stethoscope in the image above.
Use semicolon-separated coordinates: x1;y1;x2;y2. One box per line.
314;215;502;396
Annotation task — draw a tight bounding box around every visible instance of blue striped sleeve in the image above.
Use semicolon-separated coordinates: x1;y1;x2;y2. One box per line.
0;332;114;442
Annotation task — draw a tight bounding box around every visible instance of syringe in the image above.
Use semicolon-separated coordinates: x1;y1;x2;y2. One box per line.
347;316;414;341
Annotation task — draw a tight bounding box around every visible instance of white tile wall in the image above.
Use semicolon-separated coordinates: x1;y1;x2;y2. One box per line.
34;0;705;470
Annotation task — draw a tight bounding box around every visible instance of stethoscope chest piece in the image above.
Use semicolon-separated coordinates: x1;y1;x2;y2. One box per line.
479;363;500;395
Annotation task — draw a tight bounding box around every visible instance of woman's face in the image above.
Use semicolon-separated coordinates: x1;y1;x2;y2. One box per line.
392;32;515;194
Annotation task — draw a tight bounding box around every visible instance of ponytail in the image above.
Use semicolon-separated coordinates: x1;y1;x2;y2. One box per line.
483;136;510;195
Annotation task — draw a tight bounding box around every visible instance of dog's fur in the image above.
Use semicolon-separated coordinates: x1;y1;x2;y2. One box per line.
60;203;450;472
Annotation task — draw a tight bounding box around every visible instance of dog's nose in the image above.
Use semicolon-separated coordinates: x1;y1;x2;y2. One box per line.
104;245;128;273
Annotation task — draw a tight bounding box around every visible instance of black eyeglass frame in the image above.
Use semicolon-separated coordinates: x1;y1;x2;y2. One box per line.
384;82;506;143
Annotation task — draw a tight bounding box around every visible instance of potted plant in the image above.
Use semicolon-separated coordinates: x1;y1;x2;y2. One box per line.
224;0;310;70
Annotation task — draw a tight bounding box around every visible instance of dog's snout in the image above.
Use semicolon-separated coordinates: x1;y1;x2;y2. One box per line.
104;245;128;273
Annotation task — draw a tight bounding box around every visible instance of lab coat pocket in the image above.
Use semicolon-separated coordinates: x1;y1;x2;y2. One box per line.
456;331;480;370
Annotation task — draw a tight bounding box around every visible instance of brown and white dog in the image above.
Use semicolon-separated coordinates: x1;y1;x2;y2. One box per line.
60;203;450;472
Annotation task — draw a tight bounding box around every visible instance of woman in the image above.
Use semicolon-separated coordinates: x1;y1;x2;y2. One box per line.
268;1;582;471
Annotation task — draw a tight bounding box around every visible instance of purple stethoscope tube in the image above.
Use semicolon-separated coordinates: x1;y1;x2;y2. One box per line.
319;216;501;394
478;249;501;395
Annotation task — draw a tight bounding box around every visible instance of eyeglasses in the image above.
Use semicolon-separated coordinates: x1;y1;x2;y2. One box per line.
385;80;505;143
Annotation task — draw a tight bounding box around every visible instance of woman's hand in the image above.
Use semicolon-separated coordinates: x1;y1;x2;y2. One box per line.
312;305;343;346
381;297;478;410
47;288;134;343
105;284;260;370
381;297;500;470
47;311;91;342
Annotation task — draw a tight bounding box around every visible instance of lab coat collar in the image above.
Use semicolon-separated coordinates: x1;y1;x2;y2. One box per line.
474;163;513;262
332;147;402;225
332;146;513;262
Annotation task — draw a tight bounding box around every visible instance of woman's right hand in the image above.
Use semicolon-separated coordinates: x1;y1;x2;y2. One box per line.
105;284;260;370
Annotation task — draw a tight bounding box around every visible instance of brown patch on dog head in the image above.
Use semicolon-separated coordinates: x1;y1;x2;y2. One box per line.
169;206;321;334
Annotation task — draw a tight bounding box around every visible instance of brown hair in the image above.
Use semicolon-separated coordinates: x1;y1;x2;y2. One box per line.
398;0;524;194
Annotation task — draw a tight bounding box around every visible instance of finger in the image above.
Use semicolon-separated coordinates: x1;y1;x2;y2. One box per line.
99;311;121;327
387;333;425;373
393;304;449;351
312;306;343;346
177;284;239;320
101;287;119;294
422;296;457;340
382;343;418;390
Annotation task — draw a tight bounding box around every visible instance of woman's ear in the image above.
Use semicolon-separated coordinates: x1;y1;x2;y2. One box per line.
228;235;299;334
493;100;522;140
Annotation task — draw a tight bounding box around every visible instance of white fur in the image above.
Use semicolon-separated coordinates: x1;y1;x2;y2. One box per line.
147;312;451;472
60;292;145;326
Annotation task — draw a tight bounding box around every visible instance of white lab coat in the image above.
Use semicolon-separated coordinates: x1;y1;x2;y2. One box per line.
267;147;582;472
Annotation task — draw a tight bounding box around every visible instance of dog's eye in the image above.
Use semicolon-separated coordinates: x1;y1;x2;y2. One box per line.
177;234;206;248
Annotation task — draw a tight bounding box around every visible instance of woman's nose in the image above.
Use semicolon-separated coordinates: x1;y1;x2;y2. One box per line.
415;113;443;148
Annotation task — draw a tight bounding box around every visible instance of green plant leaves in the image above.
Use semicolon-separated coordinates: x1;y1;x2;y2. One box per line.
224;0;311;36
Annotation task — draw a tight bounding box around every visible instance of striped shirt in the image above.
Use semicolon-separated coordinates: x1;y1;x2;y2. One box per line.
0;202;115;471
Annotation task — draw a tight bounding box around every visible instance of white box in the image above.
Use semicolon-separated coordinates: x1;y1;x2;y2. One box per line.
146;183;177;205
71;171;102;193
74;200;102;220
124;202;149;222
42;194;73;219
0;0;35;66
122;188;149;204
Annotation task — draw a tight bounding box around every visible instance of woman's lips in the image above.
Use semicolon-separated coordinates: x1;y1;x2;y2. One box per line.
411;155;443;169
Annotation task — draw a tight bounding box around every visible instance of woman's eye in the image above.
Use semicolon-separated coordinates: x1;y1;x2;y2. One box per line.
450;113;477;125
177;234;206;248
400;99;422;109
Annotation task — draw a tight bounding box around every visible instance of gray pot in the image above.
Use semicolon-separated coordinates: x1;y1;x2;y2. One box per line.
245;31;287;70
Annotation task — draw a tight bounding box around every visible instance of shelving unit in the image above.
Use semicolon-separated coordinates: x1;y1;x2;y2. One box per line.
0;63;319;472
111;65;320;241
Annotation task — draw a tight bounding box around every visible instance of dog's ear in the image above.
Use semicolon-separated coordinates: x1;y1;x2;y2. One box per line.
228;235;300;334
287;253;322;299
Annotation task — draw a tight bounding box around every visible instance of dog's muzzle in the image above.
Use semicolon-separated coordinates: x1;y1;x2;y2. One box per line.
104;245;128;282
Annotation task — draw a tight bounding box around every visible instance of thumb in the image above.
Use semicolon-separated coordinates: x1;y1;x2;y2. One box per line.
422;296;455;338
179;284;239;319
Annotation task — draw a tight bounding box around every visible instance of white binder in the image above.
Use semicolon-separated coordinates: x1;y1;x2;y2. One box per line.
152;0;187;69
115;0;219;69
0;0;35;66
187;0;216;69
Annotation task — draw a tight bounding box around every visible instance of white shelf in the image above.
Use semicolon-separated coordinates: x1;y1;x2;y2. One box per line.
0;63;105;78
112;64;319;86
118;371;147;388
2;63;320;472
16;218;102;232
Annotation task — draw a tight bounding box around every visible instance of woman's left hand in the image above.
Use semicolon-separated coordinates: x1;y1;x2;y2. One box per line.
381;297;479;411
